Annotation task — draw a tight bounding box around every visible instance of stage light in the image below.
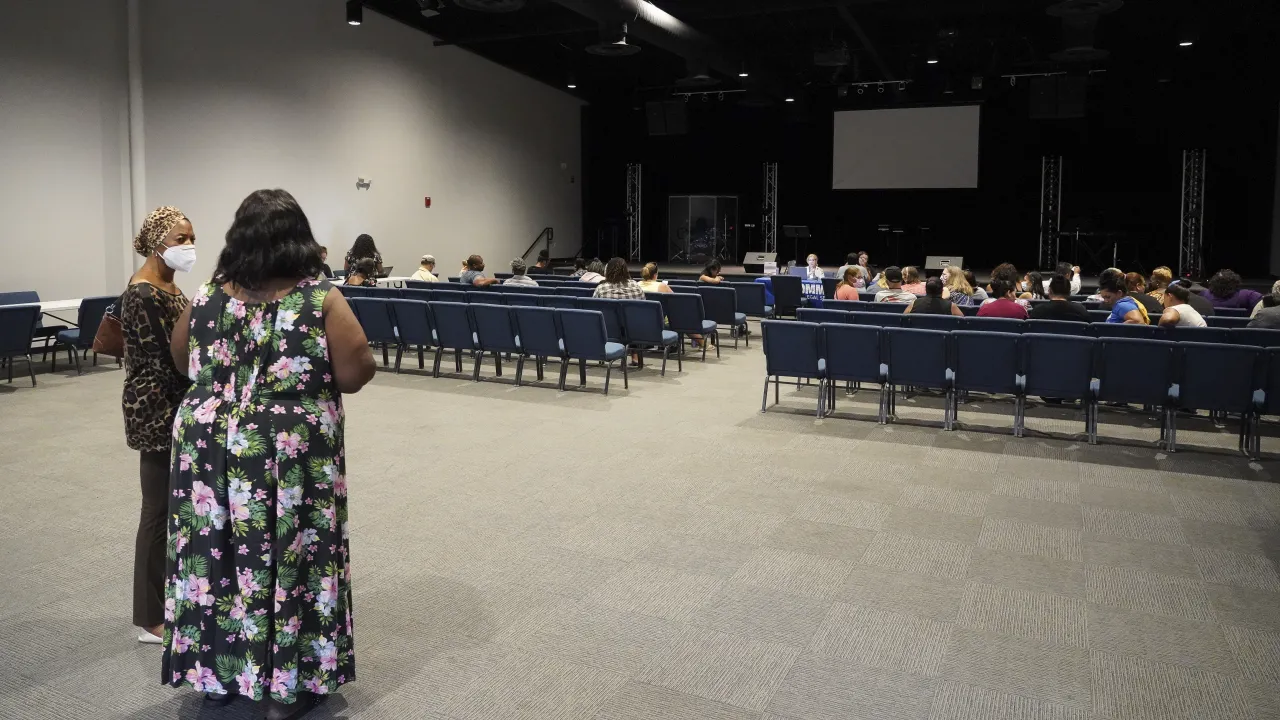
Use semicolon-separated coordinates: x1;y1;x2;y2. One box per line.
738;63;749;78
1179;41;1193;46
346;0;362;25
926;57;938;64
566;75;577;89
785;97;795;102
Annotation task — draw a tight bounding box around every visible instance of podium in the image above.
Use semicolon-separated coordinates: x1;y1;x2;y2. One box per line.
743;252;776;274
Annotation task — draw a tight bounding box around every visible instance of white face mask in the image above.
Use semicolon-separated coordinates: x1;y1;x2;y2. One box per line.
160;244;197;273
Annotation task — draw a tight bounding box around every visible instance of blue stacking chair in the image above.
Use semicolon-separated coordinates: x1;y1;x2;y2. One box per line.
348;298;398;367
467;291;505;305
427;302;476;378
883;327;954;429
1087;309;1112;323
824;300;860;313
404;280;434;289
822;277;839;299
698;286;748;348
951;331;1023;435
850;312;905;329
339;285;373;299
556;286;597;298
760;320;825;417
576;298;628;346
961;316;1025;333
852;300;909;314
433;285;467;297
387;299;433;373
0;290;67;360
1174;342;1263;453
1252;348;1280;456
671;285;700;294
50;295;115;374
504;294;542;308
661;292;719;360
730;282;773;319
905;314;961;332
770;275;804;318
0;304;40;385
1022;333;1097;440
401;288;434;304
1095;338;1178;448
556;309;628;394
822;324;886;422
470;303;522;383
666;278;697;286
1230;328;1280;347
1026;319;1089;336
1091;322;1157;339
1207;316;1252;329
797;309;850;324
447;277;461;283
959;305;981;316
1216;307;1251;317
538;296;578;309
1159;326;1230;344
620;300;680;375
511;305;564;385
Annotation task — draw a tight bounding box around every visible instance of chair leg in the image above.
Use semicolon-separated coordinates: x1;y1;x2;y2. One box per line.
537;356;545;382
7;355;12;383
515;355;525;387
677;345;683;373
702;336;709;362
715;331;721;358
494;352;503;377
93;351;98;367
50;344;57;373
394;345;404;374
579;358;587;386
761;375;771;413
26;355;35;386
815;379;826;418
72;346;82;376
432;347;443;378
418;347;425;369
622;356;629;389
775;376;780;405
382;344;389;367
558;359;569;391
661;346;668;377
455;349;463;373
604;365;612;395
472;350;483;382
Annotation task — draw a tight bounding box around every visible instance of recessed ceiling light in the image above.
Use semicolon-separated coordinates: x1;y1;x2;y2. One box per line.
739;72;749;77
346;0;362;25
567;83;577;89
926;58;939;64
785;97;795;102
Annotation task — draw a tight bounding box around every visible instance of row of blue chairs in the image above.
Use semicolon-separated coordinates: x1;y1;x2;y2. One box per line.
798;307;1259;335
0;295;117;385
348;298;680;393
761;320;1277;454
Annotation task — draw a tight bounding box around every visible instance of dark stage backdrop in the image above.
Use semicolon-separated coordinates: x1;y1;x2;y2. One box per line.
581;75;1278;277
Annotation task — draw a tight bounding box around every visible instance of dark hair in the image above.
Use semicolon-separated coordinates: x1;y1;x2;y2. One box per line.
846;253;859;264
1025;271;1047;299
1055;261;1074;278
1208;269;1242;298
354;258;376;277
574;257;586;270
703;261;721;277
1098;267;1123;287
1048;274;1071;297
924;276;943;297
990;279;1014;298
586;259;606;275
1166;283;1191;302
1098;274;1127;295
214;189;322;290
605;257;630;284
991;263;1019;287
902;266;920;284
963;269;978;288
536;249;549;263
466;254;483;270
350;233;377;259
857;250;868;259
1124;272;1146;293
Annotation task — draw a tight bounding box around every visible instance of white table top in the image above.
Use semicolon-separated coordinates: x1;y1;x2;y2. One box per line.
375;276;414;288
40;299;83;313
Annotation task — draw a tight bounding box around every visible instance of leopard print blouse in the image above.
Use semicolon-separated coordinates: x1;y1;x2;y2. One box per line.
121;282;189;452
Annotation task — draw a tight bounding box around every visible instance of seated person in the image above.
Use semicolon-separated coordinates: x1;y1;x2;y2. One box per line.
1029;274;1090;322
504;258;538;286
1201;269;1263;310
964;269;988;303
1158;283;1207;327
904;277;963;316
835;253;860;284
638;262;672;293
570;258;588;277
1173;278;1215;317
319;246;333;278
459;254;501;287
1042;261;1082;296
900;266;926;295
593;257;645;299
1248;280;1280;328
700;261;725;284
803;254;824;280
411;254;439;282
941;266;974;306
344;258;376;287
874;267;915;303
1125;272;1163;316
834;266;862;300
530;249;551;273
1020;271;1048;300
1147;266;1174;303
977;279;1029;319
1099;274;1149;324
579;259;606;283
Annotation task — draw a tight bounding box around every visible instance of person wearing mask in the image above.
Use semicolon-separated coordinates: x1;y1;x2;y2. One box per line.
578;259;607;284
1042;261;1082;296
1147;266;1174;303
1202;269;1263;310
1158;283;1208;327
874;267;915;303
835;266;863;300
941;266;975;306
343;233;382;276
318;246;332;278
121;206;196;647
905;277;963;316
344;258;376;287
1020;271;1049;300
1099;274;1149;324
700;261;725;284
505;258;538;286
460;254;501;287
977;279;1030;319
963;270;988;303
638;262;672;293
900;266;926;295
1125;272;1163;316
1247;280;1280;328
803;254;824;280
411;255;439;282
531;249;551;273
1030;274;1090;322
570;258;587;277
166;188;374;716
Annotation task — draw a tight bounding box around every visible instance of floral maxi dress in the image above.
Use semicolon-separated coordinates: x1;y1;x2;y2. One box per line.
163;279;354;703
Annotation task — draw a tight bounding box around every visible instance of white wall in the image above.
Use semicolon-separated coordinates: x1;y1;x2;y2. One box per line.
0;0;582;299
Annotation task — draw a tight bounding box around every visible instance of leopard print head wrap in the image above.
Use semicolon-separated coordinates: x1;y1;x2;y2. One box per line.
133;206;187;257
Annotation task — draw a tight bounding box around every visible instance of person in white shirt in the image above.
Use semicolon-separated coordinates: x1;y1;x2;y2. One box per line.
874;266;916;303
411;255;439;282
578;259;606;283
504;258;539;286
1044;261;1082;296
803;254;824;280
1158;283;1207;327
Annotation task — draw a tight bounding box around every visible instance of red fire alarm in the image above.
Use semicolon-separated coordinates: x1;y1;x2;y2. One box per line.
424;197;432;208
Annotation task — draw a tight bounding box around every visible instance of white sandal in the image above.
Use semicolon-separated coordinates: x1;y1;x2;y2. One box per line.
137;629;164;645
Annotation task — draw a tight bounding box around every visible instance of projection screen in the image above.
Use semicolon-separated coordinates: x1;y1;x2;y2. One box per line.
832;106;981;189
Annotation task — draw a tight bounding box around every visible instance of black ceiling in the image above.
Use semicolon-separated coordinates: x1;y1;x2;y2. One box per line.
363;0;1278;106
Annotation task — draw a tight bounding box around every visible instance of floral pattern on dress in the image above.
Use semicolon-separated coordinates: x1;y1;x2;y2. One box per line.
163;279;353;704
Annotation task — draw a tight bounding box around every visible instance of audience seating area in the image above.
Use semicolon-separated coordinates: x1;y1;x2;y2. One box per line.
801;304;1257;329
762;318;1276;455
0;293;118;386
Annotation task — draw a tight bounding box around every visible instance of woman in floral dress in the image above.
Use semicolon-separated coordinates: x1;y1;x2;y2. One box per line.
164;189;376;720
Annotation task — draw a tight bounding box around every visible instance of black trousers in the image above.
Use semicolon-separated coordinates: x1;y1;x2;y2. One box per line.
133;449;168;628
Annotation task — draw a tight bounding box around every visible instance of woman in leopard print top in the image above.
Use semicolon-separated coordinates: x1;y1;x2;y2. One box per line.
121;206;196;645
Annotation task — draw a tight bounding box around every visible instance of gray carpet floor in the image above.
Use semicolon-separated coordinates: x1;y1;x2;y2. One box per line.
2;333;1280;719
